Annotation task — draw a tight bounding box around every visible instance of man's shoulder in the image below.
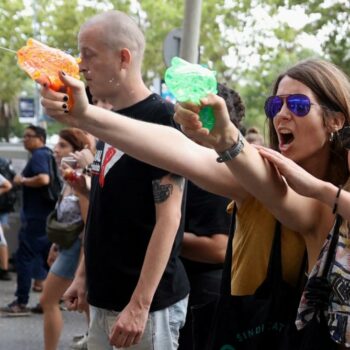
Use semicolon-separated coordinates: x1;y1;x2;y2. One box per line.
30;146;52;164
148;93;174;114
139;94;175;127
33;146;51;156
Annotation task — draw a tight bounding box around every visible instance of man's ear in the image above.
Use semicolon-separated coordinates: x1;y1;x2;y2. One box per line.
119;48;131;69
327;112;345;133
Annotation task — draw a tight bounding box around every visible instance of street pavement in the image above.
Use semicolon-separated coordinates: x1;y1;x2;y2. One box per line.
0;272;86;350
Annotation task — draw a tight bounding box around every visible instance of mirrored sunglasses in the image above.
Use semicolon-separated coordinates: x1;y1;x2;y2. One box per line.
264;94;315;119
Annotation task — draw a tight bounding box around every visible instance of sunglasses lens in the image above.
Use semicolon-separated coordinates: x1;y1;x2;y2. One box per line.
265;96;283;119
340;127;350;150
287;94;311;117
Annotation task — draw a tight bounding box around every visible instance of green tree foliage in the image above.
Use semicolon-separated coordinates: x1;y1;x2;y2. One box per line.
215;1;318;128
288;0;350;76
0;0;348;140
137;0;183;80
0;0;32;140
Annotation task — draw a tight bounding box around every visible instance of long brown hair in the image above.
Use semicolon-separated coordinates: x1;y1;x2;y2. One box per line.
268;59;350;185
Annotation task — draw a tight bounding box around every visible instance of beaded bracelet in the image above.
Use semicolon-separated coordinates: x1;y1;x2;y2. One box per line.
332;185;342;214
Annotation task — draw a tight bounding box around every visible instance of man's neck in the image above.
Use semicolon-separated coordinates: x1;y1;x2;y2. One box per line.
28;144;45;153
108;80;152;111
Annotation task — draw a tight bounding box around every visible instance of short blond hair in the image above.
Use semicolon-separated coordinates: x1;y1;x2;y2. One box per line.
80;10;145;64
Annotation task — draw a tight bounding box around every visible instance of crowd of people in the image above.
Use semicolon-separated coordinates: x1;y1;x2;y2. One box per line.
1;7;350;350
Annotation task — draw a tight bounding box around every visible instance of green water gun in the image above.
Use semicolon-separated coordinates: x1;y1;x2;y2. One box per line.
164;57;217;131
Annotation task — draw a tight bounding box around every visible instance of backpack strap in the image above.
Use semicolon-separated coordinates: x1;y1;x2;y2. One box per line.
220;205;236;296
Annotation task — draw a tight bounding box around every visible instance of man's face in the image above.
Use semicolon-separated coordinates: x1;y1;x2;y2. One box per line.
22;129;43;152
78;25;122;100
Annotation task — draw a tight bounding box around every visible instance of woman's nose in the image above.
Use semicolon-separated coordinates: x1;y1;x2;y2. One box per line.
275;101;292;121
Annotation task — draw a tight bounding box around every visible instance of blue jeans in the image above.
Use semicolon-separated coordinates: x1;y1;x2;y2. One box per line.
88;296;188;350
15;219;51;304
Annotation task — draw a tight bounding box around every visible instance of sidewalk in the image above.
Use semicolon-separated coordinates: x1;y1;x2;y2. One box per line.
0;272;86;350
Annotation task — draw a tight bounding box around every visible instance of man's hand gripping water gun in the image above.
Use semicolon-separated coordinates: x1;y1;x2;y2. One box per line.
17;38;81;110
164;57;217;130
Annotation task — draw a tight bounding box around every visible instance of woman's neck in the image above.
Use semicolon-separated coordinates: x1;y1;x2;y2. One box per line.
299;153;330;181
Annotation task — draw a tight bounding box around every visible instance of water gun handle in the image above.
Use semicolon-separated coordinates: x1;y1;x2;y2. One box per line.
199;106;215;131
66;88;75;110
47;79;74;110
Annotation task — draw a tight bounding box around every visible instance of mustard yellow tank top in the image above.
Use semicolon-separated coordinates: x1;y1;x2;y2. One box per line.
229;196;305;295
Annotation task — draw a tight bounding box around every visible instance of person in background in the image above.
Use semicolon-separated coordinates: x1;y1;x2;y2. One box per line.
245;126;265;146
39;128;93;350
178;83;245;349
1;125;55;316
0;172;13;281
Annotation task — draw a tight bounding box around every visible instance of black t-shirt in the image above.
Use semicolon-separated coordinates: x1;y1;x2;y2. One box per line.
22;146;55;220
181;181;232;274
85;93;189;312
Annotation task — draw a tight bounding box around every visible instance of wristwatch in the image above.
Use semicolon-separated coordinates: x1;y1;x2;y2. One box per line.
216;132;244;163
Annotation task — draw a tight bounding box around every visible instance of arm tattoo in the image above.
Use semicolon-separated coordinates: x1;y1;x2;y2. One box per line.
170;174;185;191
152;174;185;204
152;180;173;203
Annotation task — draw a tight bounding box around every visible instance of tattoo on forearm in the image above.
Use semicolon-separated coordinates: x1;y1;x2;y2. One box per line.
152;180;173;203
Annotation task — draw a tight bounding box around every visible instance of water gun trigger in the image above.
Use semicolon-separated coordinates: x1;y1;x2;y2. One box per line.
33;71;50;87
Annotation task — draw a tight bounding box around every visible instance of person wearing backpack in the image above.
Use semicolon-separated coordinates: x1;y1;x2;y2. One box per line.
0;171;13;281
1;125;56;315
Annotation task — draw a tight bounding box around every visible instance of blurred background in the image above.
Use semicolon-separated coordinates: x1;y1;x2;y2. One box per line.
0;0;349;140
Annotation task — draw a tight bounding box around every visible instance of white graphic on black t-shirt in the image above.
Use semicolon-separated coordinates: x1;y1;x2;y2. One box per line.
98;144;124;187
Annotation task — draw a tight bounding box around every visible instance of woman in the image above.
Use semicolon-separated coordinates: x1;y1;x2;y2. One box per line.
40;59;350;347
257;136;350;349
0;171;13;281
39;128;93;350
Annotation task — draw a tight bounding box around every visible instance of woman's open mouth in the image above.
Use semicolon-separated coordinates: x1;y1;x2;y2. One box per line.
278;130;295;151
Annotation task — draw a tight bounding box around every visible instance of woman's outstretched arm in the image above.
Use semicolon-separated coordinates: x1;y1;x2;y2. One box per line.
40;72;248;204
41;72;331;235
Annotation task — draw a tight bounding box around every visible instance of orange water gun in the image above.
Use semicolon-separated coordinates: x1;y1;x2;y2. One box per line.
17;38;81;109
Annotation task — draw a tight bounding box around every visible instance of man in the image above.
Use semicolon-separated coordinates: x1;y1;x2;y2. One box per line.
178;84;245;349
2;125;54;315
63;11;189;349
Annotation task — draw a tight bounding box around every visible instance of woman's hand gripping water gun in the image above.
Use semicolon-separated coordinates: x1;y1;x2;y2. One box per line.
17;38;81;110
164;57;217;130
